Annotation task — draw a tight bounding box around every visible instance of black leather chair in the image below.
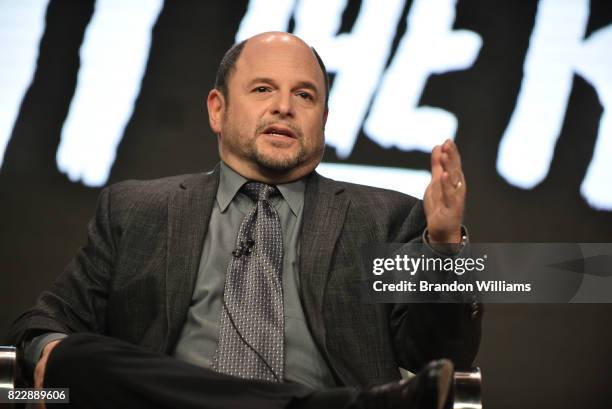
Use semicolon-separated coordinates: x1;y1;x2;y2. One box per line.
0;345;482;408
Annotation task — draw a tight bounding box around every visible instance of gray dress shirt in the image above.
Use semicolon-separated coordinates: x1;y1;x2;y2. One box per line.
172;162;335;389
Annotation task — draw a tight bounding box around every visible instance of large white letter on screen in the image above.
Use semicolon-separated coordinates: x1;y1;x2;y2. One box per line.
55;0;163;186
496;0;589;189
364;0;482;152
292;0;406;159
576;24;612;210
0;0;49;169
496;0;612;209
235;0;296;41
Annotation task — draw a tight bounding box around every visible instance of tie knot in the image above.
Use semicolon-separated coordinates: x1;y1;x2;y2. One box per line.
241;182;279;202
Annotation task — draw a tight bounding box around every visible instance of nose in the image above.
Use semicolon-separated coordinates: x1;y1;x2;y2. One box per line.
270;91;294;118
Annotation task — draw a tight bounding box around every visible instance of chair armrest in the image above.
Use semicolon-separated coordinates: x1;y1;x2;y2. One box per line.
453;367;482;409
399;366;483;409
0;346;18;389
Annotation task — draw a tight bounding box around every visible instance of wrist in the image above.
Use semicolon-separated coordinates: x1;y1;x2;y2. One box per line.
427;229;462;244
424;226;469;255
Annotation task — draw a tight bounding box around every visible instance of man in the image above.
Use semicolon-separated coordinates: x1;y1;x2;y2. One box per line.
8;32;480;408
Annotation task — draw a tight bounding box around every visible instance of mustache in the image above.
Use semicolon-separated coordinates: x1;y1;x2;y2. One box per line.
255;122;303;139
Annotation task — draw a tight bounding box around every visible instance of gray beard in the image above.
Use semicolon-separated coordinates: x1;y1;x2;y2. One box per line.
251;144;305;171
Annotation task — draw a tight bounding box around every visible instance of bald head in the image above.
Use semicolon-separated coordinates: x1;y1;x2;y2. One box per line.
207;31;329;183
214;32;329;109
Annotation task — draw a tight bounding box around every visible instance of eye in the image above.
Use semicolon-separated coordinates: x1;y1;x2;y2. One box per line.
297;91;313;100
253;86;270;93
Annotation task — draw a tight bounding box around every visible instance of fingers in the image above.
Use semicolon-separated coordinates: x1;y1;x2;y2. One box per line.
34;340;62;389
428;145;444;206
430;144;444;180
34;361;44;389
425;140;466;243
441;170;464;209
429;139;465;208
440;139;465;188
432;140;462;180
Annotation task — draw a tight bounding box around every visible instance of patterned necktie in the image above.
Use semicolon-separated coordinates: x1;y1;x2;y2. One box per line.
212;182;284;382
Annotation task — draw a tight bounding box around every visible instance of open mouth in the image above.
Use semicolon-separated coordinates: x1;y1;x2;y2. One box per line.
262;125;297;139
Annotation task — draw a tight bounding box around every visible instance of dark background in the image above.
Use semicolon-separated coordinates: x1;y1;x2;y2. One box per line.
1;1;612;408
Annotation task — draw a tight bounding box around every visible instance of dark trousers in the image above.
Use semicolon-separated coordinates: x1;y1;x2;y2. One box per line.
44;333;359;409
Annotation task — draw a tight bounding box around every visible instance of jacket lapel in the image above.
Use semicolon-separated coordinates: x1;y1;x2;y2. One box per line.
299;172;350;382
163;165;219;352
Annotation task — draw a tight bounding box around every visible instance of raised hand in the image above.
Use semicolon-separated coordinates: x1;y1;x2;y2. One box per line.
423;139;466;244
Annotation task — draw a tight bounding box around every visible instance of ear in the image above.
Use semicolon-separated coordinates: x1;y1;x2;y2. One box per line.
322;108;329;129
207;89;225;134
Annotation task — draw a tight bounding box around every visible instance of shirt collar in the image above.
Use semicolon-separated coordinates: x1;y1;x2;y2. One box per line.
217;162;305;216
276;178;305;216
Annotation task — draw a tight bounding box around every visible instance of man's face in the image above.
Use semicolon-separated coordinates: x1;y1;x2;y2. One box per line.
208;33;328;183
